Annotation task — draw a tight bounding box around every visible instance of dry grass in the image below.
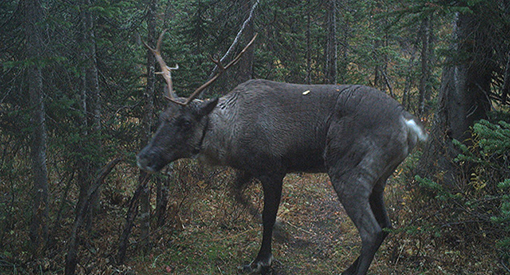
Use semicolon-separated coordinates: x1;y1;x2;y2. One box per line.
1;158;506;274
124;165;505;274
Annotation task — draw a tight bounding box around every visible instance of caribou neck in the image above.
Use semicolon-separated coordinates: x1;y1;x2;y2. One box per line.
196;96;239;167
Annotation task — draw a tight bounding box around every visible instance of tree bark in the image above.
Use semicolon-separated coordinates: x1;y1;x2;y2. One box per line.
324;0;337;84
305;0;312;84
155;178;169;227
66;158;122;275
402;50;417;110
420;11;492;186
75;0;102;232
25;0;49;259
336;0;349;84
117;175;150;264
237;0;256;84
202;0;259;97
139;0;158;252
85;1;102;220
66;1;102;272
418;15;433;116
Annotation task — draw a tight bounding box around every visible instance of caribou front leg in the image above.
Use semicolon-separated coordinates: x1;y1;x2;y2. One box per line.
240;173;284;273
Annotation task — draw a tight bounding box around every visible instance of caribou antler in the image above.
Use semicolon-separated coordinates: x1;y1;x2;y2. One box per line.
143;29;183;105
183;33;258;105
146;31;258;106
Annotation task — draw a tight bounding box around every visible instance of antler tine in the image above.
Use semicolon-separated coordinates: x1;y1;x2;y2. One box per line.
155;30;165;54
183;34;258;105
143;29;185;106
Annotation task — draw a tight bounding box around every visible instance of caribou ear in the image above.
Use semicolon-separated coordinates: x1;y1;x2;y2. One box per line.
198;98;219;117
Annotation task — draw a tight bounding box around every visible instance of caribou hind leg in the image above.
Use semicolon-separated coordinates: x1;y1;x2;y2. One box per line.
326;142;395;274
369;175;393;238
324;116;407;274
331;172;384;275
338;174;393;275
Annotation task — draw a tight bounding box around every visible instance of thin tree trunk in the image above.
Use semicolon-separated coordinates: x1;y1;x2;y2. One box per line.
324;0;337;84
117;175;150;264
305;0;311;84
139;0;158;252
155;177;169;227
373;40;382;89
237;0;256;84
139;176;151;252
501;53;510;104
66;1;102;272
201;0;259;97
66;158;122;275
337;0;349;84
402;50;417;110
86;1;102;221
75;0;101;232
25;0;49;259
418;15;432;116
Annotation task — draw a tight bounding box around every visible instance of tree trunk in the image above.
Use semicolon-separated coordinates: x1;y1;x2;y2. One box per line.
419;11;492;186
324;0;337;84
139;0;158;252
85;3;102;221
336;0;349;84
66;158;122;275
402;50;417;110
25;0;49;259
66;1;102;272
117;176;150;264
373;39;382;89
418;15;434;117
237;1;256;83
75;0;101;232
155;178;169;227
305;0;312;84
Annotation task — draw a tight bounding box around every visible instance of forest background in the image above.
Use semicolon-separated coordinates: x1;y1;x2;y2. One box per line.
1;0;510;274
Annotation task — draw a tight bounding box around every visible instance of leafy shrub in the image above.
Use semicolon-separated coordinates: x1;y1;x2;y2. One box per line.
398;117;510;272
457;119;510;268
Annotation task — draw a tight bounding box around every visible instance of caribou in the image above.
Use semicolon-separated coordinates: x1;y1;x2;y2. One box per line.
137;31;427;275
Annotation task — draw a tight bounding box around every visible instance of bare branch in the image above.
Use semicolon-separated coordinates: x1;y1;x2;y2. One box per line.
183;34;258;105
144;0;260;107
199;0;260;98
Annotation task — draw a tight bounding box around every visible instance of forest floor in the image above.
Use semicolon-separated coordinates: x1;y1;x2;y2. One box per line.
1;162;503;274
118;169;501;275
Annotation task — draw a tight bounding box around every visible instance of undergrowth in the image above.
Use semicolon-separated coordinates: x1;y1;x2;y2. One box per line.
393;116;510;274
2;120;509;274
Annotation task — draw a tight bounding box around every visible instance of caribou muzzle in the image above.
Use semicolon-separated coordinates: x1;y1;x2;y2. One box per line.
136;146;169;173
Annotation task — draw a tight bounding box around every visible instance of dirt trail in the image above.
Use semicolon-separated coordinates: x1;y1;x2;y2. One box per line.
264;174;360;274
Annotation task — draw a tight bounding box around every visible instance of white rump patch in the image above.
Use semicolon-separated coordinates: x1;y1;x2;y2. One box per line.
405;119;428;141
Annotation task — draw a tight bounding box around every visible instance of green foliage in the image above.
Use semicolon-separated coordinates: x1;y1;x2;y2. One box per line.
412;118;510;264
415;175;462;201
455;120;510;163
1;0;509;273
463;119;510;260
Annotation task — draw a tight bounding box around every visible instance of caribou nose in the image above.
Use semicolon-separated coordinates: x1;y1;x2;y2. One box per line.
136;153;155;173
136;154;146;169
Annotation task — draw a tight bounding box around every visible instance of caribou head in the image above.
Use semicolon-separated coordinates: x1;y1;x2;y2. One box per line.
136;30;255;172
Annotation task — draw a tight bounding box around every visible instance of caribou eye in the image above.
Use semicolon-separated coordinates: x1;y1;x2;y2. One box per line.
177;118;192;129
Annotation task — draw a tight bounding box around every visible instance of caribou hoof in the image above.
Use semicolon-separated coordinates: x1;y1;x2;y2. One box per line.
238;255;273;274
238;263;270;274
